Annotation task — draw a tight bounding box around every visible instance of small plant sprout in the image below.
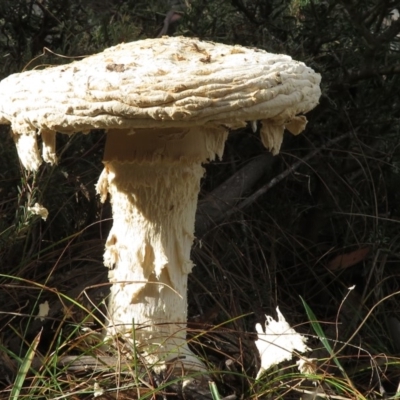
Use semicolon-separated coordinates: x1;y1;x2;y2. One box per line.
255;307;310;379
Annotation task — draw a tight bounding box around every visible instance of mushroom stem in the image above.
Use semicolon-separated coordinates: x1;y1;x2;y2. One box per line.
96;127;227;372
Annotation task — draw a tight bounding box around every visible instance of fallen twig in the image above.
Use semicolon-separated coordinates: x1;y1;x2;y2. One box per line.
230;131;353;215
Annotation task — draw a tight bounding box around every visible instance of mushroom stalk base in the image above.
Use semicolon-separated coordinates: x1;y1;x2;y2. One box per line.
96;128;227;373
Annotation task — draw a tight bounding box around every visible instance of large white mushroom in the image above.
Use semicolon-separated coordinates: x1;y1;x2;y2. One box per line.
0;36;321;374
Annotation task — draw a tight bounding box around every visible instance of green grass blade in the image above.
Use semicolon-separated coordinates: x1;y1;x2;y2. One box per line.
209;381;221;400
300;296;348;378
10;328;42;400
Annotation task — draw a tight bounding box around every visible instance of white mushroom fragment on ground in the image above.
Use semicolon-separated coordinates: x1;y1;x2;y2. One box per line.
0;36;321;375
254;307;310;379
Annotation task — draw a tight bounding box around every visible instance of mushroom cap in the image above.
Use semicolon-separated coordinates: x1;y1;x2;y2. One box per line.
0;36;321;135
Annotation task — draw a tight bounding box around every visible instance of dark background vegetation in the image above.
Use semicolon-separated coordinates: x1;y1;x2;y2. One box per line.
1;0;400;398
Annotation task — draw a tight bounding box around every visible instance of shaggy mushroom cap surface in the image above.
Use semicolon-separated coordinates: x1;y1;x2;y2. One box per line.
0;36;321;170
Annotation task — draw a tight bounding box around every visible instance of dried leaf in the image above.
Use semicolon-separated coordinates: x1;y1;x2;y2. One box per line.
327;247;370;271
